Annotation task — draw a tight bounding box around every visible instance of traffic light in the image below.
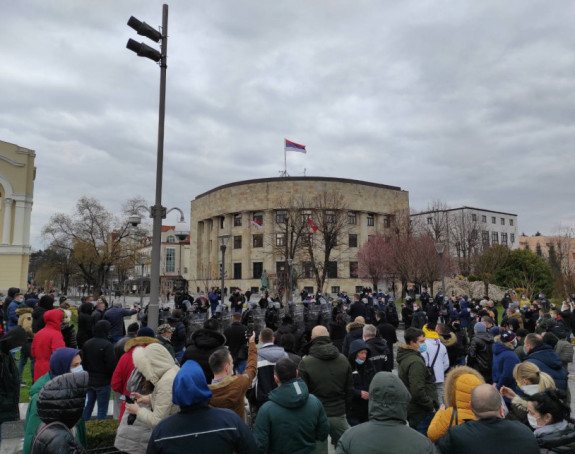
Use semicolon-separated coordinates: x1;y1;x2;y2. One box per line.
126;15;163;62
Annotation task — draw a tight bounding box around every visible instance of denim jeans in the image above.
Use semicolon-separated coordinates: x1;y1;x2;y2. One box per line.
315;415;349;454
414;411;435;436
236;359;247;374
83;385;111;420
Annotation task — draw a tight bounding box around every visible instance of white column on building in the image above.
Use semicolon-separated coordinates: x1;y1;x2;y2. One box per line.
2;198;13;244
22;200;33;247
13;199;27;245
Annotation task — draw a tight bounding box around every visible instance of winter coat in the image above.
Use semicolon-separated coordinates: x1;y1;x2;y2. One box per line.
61;323;78;349
526;344;569;390
508;310;524;329
181;328;226;382
31;306;48;334
336;372;438;454
111;336;159;420
534;421;575;454
253;344;288;407
467;332;494;382
104;306;137;338
492;342;520;390
423;327;450;383
254;378;329;454
132;343;180;428
31;310;65;381
147;361;257;454
347;301;366;321
298;336;353;417
348;339;376;423
396;343;438;427
439;331;462;367
209;340;258;420
224;321;249;364
81;320;116;387
17;307;34;340
427;366;484;443
156;335;176;359
342;320;365;357
437;417;540;454
0;327;27;424
31;372;89;454
76;303;93;348
411;309;428;329
7;299;24;330
329;321;347;352
365;336;392;372
554;339;574;369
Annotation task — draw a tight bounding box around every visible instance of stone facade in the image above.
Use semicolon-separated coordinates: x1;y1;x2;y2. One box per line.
0;140;36;292
187;177;409;297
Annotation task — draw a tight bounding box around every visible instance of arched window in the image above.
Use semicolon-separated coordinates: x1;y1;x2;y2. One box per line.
167;235;176;243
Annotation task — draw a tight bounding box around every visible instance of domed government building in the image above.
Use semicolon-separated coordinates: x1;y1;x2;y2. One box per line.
188;176;409;298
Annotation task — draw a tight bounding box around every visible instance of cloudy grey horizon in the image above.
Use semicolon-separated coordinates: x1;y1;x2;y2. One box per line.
2;0;574;250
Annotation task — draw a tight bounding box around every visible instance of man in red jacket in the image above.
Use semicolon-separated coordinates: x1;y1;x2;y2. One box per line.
31;309;65;381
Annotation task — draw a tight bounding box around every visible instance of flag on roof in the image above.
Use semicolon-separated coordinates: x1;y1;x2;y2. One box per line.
307;218;318;233
249;219;263;229
285;139;306;154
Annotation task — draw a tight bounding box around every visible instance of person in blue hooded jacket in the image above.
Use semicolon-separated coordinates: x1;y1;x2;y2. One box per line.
524;333;568;391
146;360;257;454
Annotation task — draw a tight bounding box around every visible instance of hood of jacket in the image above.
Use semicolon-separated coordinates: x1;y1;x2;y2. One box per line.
79;302;93;314
440;332;458;348
16;307;33;316
474;332;494;344
368;371;410;422
529;344;563;369
396;343;421;364
25;298;37;308
0;325;27;354
308;336;341;360
346;320;365;333
38;295;54;310
37;371;89;429
348;339;370;362
492;342;513;356
43;309;63;330
269;378;310;409
259;344;288;362
443;366;484;408
125;336;160;352
49;347;81;377
93;319;111;338
191;328;226;350
133;343;178;385
172;360;212;407
423;325;439;339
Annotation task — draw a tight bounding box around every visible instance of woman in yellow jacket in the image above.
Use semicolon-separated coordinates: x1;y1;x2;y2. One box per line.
427;366;485;443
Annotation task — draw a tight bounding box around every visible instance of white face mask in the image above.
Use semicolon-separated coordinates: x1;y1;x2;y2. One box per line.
527;414;540;429
71;365;84;374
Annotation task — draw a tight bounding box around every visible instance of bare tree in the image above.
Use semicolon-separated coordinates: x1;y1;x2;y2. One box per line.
412;200;451;241
357;234;394;290
474;244;511;297
449;211;480;275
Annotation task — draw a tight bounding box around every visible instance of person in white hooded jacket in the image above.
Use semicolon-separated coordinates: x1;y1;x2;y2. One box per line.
422;323;450;406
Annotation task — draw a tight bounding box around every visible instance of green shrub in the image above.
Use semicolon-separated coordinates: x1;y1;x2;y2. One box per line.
86;419;119;449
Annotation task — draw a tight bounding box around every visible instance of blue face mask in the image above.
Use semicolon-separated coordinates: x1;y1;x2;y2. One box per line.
355;358;365;365
71;365;84;374
523;346;528;355
419;343;428;353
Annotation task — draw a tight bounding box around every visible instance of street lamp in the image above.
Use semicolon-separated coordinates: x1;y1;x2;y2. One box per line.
287;258;293;303
434;242;446;299
219;234;231;306
126;4;169;331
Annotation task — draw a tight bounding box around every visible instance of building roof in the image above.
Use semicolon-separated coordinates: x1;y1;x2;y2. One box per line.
194;176;404;200
412;206;517;217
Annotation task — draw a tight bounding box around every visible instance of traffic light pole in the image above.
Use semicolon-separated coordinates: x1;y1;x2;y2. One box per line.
147;4;168;331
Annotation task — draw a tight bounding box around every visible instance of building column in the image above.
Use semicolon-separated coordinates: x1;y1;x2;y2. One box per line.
2;198;13;244
13;200;27;245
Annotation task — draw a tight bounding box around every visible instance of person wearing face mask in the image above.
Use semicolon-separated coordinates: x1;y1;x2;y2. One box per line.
491;331;520;396
500;362;556;425
23;347;86;454
525;389;575;453
410;303;428;329
397;327;438;435
346;339;376;426
438;384;539;454
6;293;25;332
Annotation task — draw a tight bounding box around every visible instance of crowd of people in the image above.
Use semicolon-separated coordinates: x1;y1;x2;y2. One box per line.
0;285;574;453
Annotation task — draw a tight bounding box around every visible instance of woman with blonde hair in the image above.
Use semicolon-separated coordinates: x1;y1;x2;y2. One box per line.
500;361;556;424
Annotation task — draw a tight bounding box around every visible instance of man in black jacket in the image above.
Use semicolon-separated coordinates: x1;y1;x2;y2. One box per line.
363;324;392;372
438;384;539;453
229;289;245;314
81;320;116;421
224;312;249;373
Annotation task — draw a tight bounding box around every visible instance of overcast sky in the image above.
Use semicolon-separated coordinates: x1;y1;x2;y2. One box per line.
2;0;574;249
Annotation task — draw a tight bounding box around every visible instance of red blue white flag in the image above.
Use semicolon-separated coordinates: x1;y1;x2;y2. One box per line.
248;219;263;229
285;139;306;154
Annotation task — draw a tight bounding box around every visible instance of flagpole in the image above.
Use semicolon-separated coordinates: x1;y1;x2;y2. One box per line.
284;139;287;177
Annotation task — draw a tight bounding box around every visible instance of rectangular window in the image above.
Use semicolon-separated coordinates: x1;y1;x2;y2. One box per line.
348;212;357;225
276;210;287;224
384;215;391;228
482;231;490;246
234;214;242;226
233;235;242;249
501;233;508;246
367;214;375;226
355;285;363;293
326;210;336;223
233;263;242;279
276;261;287;277
165;248;175;273
276;233;286;247
302;261;313;278
301;210;312;224
331;286;340;294
349;234;358;248
253;262;263;279
492;216;496;224
304;286;314;295
349;261;358;278
327;261;338;278
492;231;499;244
471;214;477;222
510;233;515;244
501;218;505;225
250;286;259;295
482;215;487;223
220;216;225;229
253;234;263;248
510;219;514;226
471;230;478;240
253;212;263;225
427;217;433;225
